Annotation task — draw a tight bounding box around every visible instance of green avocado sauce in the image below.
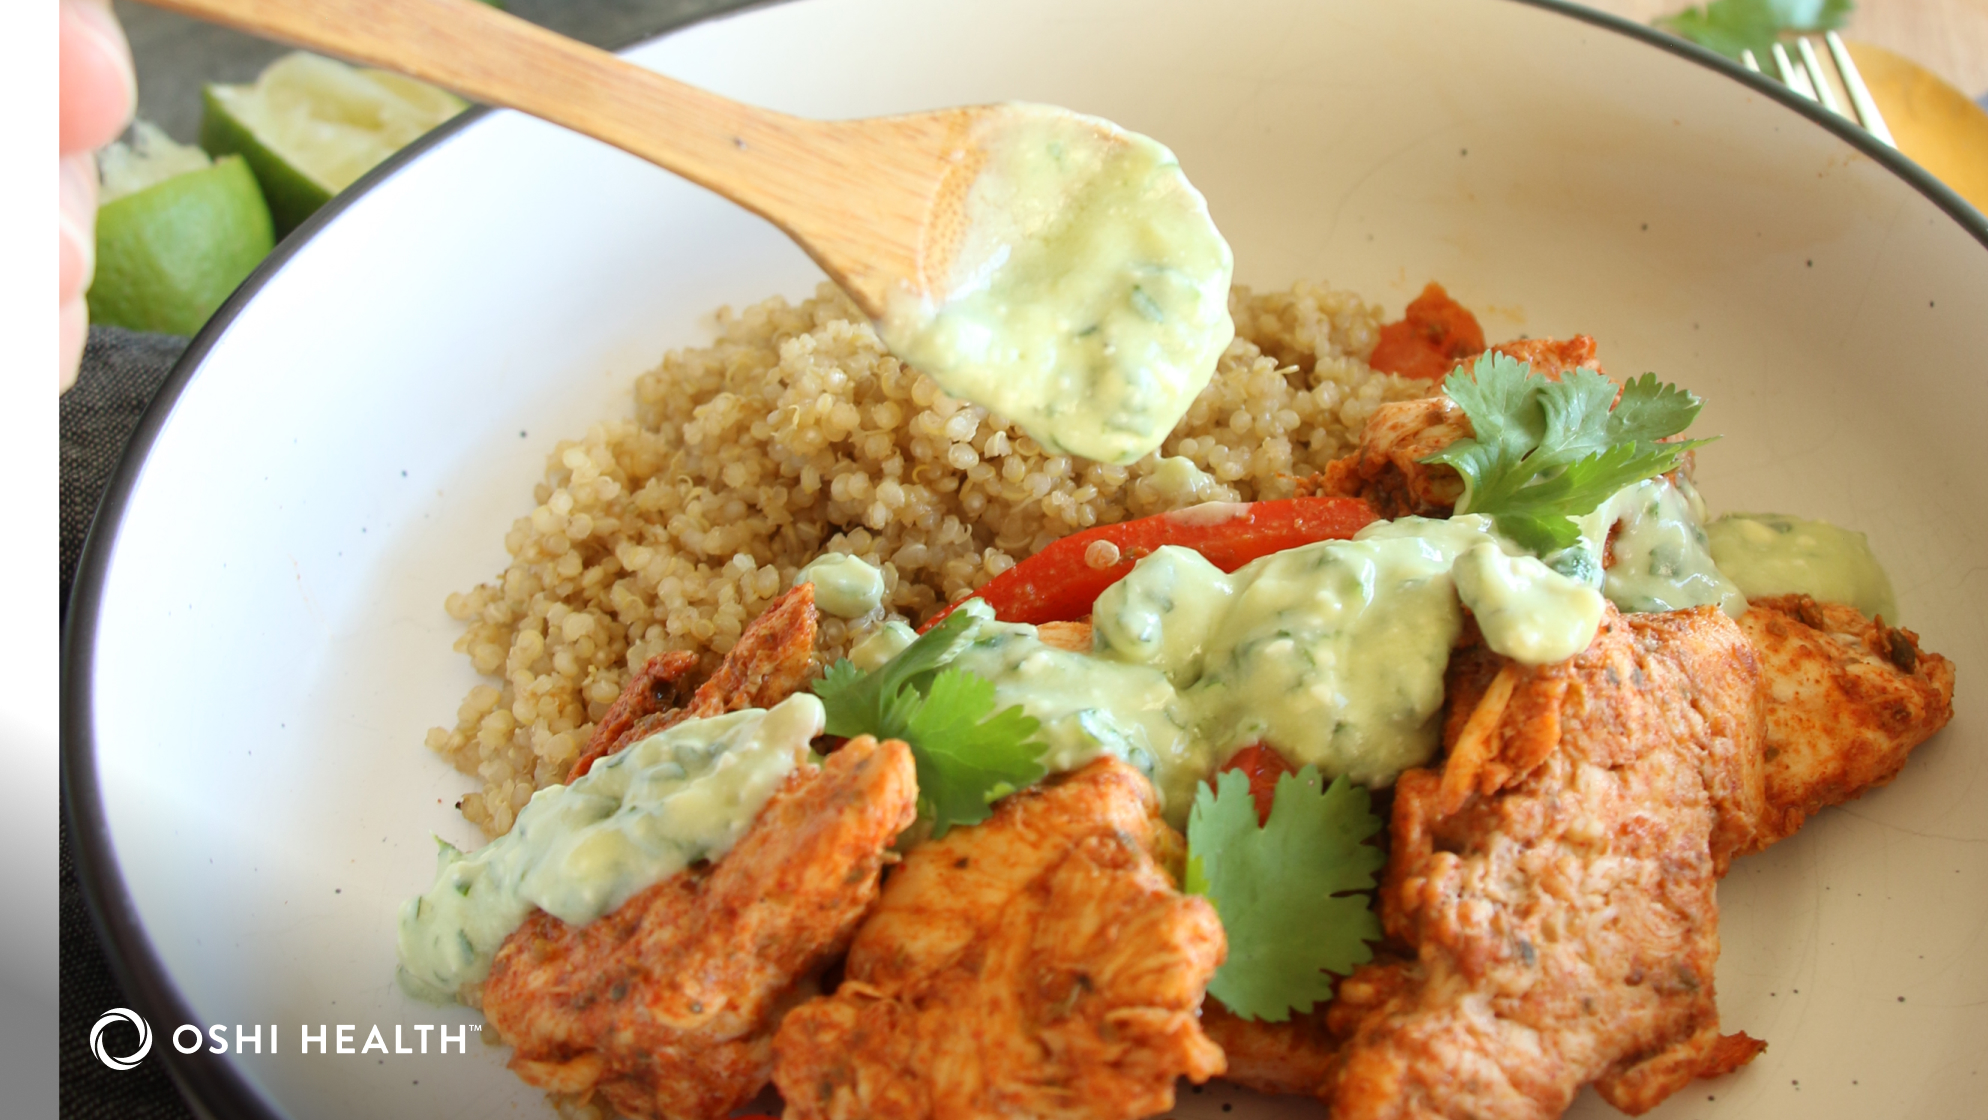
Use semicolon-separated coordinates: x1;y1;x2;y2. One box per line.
906;514;1602;821
395;694;820;1002
876;105;1234;466
909;479;1810;815
1706;512;1899;623
395;480;1898;986
796;552;886;619
1573;477;1747;617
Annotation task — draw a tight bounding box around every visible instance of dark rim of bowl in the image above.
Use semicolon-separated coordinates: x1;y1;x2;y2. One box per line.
1530;0;1986;243
58;100;489;1120
59;1;1988;1117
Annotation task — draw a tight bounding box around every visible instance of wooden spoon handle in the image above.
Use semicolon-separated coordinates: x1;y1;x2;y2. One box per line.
142;0;840;209
139;0;966;313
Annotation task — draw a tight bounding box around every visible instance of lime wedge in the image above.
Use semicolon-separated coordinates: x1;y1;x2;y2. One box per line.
201;52;468;235
98;121;213;199
88;123;275;337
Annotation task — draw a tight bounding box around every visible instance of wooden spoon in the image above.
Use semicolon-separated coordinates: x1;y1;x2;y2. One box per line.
138;0;1007;319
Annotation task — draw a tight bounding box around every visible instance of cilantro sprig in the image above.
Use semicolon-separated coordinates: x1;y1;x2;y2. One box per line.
814;611;1048;838
1422;352;1712;554
1186;766;1385;1022
1656;0;1852;64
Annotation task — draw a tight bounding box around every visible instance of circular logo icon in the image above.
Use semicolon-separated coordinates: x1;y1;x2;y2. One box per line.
90;1008;152;1071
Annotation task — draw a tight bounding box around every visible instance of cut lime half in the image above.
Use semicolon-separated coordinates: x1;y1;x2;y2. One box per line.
202;52;468;235
89;123;275;337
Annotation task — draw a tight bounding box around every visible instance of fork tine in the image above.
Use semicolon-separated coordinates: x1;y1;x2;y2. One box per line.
1825;31;1898;148
1797;37;1847;116
1772;42;1818;100
1740;48;1762;73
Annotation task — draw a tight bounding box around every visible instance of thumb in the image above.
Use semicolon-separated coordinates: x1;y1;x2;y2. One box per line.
60;152;98;392
60;0;137;154
60;151;98;307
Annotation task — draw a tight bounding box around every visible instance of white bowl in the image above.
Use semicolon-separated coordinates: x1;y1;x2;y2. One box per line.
65;0;1988;1117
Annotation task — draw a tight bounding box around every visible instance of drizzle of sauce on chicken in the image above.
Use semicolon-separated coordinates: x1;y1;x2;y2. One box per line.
1176;595;1957;1110
478;733;917;1120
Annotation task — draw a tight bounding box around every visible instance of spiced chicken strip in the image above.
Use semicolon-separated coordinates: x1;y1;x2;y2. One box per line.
1321;605;1767;1120
773;758;1227;1120
1202;599;1957;1106
480;734;917;1120
568;581;820;781
1201;1001;1345;1097
1738;594;1955;852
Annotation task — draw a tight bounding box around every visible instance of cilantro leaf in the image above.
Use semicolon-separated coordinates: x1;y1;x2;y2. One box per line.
1186;766;1385;1022
1655;0;1852;63
1423;353;1711;552
902;668;1048;834
1441;351;1547;478
815;610;982;740
1536;368;1624;465
1608;372;1709;445
1474;439;1712;553
813;609;1047;838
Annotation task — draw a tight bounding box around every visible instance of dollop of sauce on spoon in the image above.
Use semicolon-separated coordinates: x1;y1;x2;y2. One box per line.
878;105;1235;466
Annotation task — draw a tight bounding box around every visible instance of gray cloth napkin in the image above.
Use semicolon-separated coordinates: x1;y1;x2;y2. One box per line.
61;326;198;1120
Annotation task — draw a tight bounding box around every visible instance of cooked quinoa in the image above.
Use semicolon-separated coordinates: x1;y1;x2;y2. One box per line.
428;281;1434;837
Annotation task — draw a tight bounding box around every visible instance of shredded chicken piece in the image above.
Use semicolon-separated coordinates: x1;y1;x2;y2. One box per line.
1301;337;1601;519
772;758;1226;1120
1483;336;1601;381
569;582;819;781
1206;594;1958;1105
1201;957;1422;1097
567;649;701;782
1738;594;1955;852
695;581;824;707
1201;1001;1344;1097
1302;396;1473;519
481;734;917;1120
1321;606;1767;1120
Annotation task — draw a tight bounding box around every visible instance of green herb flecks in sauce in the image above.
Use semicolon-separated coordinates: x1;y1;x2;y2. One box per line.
874;516;1602;819
915;476;1776;811
395;695;820;1002
1581;476;1747;617
1452;541;1608;665
1104;516;1603;790
942;600;1202;813
878;106;1234;466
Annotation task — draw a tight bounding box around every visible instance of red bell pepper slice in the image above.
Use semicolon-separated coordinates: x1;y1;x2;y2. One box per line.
1215;743;1298;825
922;495;1376;631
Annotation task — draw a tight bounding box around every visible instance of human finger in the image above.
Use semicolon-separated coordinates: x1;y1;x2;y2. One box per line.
59;0;137;155
60;152;97;306
61;295;88;392
60;152;98;392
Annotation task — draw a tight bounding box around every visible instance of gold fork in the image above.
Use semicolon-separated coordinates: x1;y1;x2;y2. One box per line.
1741;30;1897;148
